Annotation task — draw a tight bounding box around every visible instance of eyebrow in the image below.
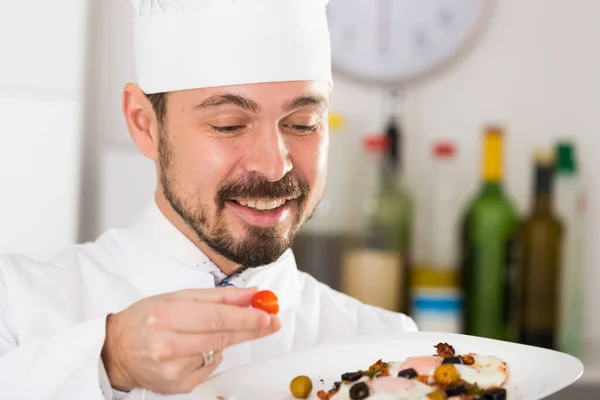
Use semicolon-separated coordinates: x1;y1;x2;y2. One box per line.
195;94;261;113
282;94;329;113
194;93;329;114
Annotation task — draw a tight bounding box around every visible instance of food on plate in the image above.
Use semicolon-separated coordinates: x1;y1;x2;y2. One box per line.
397;369;418;380
460;355;475;366
251;290;279;314
290;375;313;399
395;355;442;377
433;364;460;386
426;392;446;400
435;343;456;359
309;342;508;400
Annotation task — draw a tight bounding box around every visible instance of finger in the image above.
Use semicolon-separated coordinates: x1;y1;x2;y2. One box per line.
181;350;224;373
166;318;281;357
220;287;259;307
165;287;258;305
150;301;273;333
160;351;224;394
184;352;230;392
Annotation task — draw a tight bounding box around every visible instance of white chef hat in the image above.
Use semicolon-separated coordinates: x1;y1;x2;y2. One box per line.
130;0;333;94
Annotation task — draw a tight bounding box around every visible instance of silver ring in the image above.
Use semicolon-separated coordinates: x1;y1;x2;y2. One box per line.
201;350;215;367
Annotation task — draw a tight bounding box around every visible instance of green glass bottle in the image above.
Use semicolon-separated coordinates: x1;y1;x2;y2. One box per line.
519;149;564;349
460;126;519;340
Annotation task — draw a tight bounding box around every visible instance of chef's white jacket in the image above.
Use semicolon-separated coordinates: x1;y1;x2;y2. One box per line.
0;202;417;399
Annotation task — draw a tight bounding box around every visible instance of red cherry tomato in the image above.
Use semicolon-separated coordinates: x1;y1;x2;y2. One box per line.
251;290;279;315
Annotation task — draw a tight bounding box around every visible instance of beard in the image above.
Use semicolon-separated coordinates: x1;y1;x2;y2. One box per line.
158;130;311;270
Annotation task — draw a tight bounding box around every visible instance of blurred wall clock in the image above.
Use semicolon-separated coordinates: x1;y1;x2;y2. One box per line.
326;0;493;84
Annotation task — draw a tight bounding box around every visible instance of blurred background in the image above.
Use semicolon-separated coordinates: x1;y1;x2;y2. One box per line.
1;0;599;396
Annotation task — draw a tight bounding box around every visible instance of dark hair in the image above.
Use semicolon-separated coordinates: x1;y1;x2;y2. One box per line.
146;92;168;124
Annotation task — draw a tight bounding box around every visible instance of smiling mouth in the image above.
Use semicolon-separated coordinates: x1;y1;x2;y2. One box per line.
231;197;297;211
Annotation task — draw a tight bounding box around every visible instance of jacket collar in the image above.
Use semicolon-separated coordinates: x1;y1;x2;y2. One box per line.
133;200;297;287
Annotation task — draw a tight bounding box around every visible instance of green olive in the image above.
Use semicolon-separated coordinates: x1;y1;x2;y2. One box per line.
426;391;447;400
290;375;313;399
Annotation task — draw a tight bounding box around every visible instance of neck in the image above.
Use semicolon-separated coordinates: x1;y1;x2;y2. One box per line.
482;180;502;194
380;158;397;188
154;191;240;276
534;192;552;213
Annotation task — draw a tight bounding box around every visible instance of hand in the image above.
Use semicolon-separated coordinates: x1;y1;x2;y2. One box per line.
101;287;280;394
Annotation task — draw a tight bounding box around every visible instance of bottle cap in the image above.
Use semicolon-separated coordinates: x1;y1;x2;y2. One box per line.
482;126;504;181
433;141;456;158
363;135;391;153
534;148;555;166
485;124;504;136
533;148;555;195
555;141;577;174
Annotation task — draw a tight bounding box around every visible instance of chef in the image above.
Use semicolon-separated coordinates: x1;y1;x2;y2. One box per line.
0;0;417;399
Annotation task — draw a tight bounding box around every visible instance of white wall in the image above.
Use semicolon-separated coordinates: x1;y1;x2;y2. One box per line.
401;0;600;368
0;0;89;257
85;0;600;372
320;0;600;370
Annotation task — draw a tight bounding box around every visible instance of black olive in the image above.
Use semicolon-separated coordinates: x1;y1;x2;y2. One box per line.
483;388;507;400
445;384;468;396
341;371;363;382
442;356;463;365
333;381;341;390
397;368;418;379
349;382;370;400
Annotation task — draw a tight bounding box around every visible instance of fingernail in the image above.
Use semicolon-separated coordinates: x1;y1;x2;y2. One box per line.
272;316;282;331
267;316;281;333
259;313;272;328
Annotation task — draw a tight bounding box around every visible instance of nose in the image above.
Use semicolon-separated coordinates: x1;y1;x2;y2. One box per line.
242;125;293;181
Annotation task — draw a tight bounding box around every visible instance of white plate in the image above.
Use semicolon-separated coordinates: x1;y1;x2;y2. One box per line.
195;331;584;400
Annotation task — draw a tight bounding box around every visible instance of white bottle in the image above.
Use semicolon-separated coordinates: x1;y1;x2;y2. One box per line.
420;141;462;270
554;141;585;357
411;141;463;333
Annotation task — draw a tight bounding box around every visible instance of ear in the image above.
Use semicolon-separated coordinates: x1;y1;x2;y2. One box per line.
122;83;161;160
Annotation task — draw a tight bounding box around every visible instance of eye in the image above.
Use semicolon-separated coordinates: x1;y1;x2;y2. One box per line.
210;125;245;133
286;124;319;133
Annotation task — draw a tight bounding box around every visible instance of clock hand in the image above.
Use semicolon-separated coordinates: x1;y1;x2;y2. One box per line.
377;0;392;55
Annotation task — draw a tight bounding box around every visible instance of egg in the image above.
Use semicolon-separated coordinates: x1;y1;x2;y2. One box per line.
393;381;433;400
329;378;366;400
328;353;508;399
329;376;434;400
390;356;442;378
366;394;399;400
369;376;415;393
454;355;508;390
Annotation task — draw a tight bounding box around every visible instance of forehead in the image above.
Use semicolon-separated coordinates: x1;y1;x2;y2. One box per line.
170;81;331;111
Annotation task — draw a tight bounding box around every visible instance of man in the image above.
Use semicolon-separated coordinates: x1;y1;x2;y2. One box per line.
0;0;417;398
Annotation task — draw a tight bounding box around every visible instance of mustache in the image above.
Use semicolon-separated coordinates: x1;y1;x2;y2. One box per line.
217;173;309;208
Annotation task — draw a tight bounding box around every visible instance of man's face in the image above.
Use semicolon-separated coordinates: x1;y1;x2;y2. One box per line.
157;81;330;269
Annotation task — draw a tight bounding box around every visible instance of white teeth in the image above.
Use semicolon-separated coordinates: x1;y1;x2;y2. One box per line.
235;198;289;210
